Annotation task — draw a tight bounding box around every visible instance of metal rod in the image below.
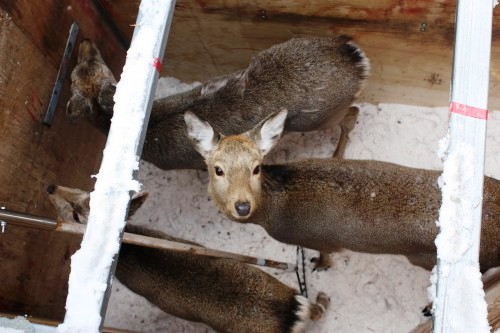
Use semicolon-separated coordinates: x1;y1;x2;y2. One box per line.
43;22;80;126
432;0;492;332
55;219;296;271
0;208;57;230
0;207;295;270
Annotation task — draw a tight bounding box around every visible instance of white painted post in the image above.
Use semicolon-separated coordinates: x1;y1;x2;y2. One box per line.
432;0;493;332
57;1;176;332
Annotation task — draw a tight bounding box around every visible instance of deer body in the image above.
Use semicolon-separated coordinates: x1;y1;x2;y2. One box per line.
47;185;330;333
68;36;368;170
117;225;329;333
185;110;500;272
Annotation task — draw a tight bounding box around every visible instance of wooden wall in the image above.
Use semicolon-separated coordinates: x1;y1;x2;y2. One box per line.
106;0;500;109
0;0;125;321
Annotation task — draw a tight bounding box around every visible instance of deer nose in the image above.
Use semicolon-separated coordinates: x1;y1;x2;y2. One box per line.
46;184;56;194
235;202;251;217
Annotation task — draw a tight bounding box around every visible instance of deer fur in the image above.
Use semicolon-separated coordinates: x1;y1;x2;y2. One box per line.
184;109;500;272
66;39;116;133
68;36;369;170
47;185;330;333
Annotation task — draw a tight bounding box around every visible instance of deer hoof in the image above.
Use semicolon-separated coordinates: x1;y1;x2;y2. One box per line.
310;256;331;272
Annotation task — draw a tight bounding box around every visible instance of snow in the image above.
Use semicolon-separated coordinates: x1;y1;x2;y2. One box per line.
0;316;35;333
430;120;490;331
57;1;174;332
97;77;500;332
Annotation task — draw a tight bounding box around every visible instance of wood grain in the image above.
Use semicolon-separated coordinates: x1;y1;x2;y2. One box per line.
103;0;500;108
0;9;106;320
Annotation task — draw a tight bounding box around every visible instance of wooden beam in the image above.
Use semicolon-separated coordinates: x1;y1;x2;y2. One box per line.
101;0;500;109
0;7;106;322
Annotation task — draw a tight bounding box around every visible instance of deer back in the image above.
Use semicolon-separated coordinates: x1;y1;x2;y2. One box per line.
185;110;500;272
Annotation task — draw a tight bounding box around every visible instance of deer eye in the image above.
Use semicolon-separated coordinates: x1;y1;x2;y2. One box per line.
215;166;224;176
253;165;261;175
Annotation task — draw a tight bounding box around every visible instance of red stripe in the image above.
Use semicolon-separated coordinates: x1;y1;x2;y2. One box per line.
449;101;488;120
152;58;162;73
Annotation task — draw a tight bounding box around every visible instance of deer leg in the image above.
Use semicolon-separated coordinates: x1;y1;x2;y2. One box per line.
98;81;116;116
309;292;331;321
310;252;333;271
332;106;359;159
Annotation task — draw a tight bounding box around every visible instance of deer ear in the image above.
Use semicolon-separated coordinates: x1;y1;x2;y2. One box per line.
184;111;221;159
128;192;148;219
249;109;287;156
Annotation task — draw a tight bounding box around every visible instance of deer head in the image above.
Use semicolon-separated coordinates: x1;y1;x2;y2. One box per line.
184;109;287;220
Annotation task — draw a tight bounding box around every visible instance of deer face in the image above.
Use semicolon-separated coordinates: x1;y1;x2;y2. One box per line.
47;185;91;224
185;109;287;221
47;184;147;224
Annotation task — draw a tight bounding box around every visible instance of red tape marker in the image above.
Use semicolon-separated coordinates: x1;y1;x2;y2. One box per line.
153;58;162;73
450;101;488;120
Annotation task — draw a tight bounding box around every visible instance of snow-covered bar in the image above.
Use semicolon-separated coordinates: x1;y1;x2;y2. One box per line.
57;1;176;332
431;0;492;332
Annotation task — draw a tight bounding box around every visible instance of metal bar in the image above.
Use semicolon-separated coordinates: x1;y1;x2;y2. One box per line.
55;219;296;271
432;0;493;332
0;206;296;270
58;1;176;332
0;208;57;230
43;22;80;126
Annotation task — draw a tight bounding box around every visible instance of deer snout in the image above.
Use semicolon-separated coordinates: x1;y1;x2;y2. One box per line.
47;184;57;194
235;202;251;217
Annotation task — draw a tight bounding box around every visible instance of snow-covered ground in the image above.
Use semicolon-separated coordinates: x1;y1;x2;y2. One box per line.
102;77;500;333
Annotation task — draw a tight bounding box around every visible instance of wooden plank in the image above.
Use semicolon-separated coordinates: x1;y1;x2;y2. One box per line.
0;11;106;216
0;0;126;76
0;9;106;321
102;0;500;108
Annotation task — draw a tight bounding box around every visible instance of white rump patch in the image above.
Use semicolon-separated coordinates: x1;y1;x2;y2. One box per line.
291;295;311;333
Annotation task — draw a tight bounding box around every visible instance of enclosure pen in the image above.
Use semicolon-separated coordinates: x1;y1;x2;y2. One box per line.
431;0;493;332
57;1;176;332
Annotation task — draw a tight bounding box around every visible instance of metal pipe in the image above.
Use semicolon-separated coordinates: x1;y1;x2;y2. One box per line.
0;209;57;231
43;22;80;126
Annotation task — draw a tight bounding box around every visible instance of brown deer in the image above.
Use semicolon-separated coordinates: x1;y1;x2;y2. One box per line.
67;36;369;169
184;109;500;272
47;185;330;333
66;39;116;134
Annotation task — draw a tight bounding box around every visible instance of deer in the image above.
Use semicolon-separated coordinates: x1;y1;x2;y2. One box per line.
66;39;117;134
47;185;330;333
184;109;500;272
67;36;369;169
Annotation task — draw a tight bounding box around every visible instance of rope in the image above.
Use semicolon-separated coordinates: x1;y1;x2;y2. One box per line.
295;246;308;297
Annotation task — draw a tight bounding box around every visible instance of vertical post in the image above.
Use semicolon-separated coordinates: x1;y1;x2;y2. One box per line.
57;1;176;332
432;0;493;332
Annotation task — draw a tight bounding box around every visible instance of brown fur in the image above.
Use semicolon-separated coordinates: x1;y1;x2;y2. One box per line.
68;36;369;170
66;39;116;133
185;111;500;272
47;185;330;333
